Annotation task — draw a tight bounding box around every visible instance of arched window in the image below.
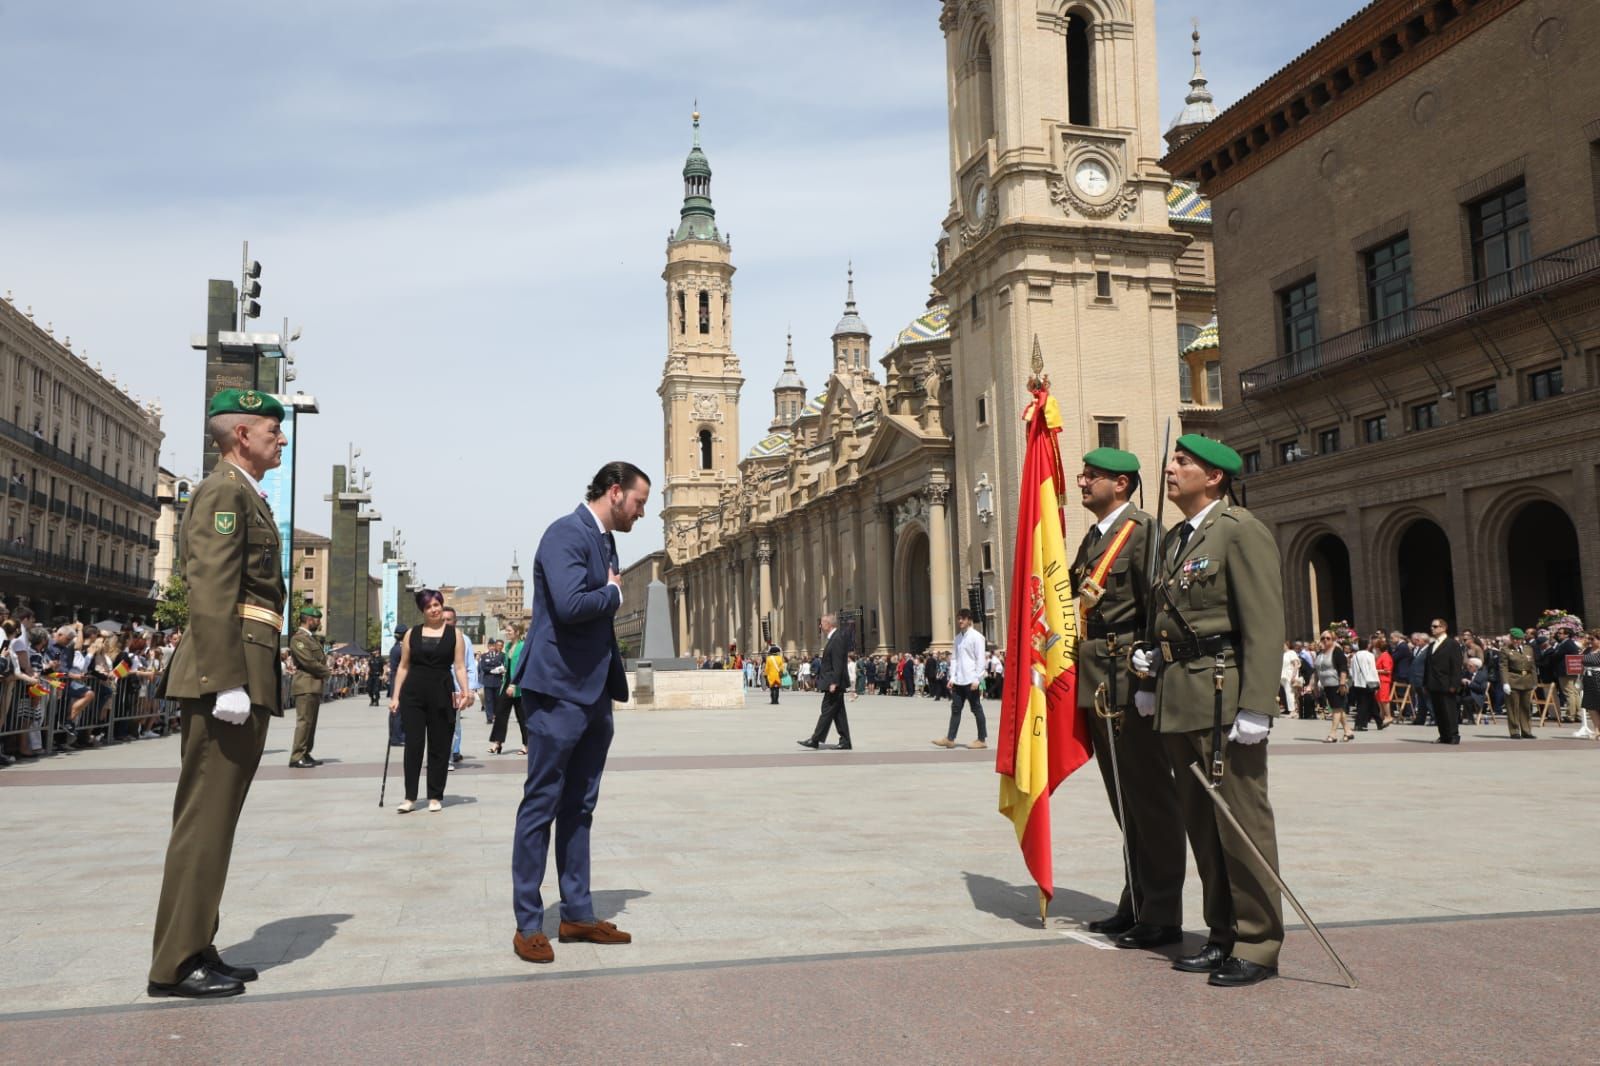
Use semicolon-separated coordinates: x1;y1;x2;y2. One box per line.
676;291;686;334
698;291;711;334
1066;14;1092;126
975;36;996;145
698;428;713;470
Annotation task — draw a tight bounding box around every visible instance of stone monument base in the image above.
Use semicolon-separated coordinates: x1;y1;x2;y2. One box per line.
618;669;746;711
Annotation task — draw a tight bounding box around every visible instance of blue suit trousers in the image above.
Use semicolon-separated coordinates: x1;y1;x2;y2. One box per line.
512;692;615;935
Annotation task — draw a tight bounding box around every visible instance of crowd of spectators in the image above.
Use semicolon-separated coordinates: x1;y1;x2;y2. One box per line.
1277;614;1600;740
727;640;1007;701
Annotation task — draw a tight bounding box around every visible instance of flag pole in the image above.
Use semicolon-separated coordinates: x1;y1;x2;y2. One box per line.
1039;889;1048;927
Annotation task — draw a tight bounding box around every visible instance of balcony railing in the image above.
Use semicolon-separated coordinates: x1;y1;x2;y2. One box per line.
0;415;157;509
0;540;149;591
1240;235;1600;395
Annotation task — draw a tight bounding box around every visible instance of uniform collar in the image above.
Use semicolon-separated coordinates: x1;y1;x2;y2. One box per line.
1182;500;1220;531
1095;501;1131;537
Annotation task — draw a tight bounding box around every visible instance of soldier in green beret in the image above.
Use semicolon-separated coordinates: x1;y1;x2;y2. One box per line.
289;607;330;767
1069;447;1185;950
147;388;288;1000
1502;628;1537;739
1141;433;1286;987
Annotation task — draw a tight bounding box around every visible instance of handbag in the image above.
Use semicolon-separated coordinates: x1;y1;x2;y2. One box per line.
780;671;793;690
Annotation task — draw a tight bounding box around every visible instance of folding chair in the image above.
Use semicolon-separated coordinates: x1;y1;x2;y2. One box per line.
1386;682;1412;723
1532;684;1560;726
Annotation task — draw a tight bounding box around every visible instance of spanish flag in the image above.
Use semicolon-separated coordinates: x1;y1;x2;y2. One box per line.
113;661;131;679
996;379;1093;917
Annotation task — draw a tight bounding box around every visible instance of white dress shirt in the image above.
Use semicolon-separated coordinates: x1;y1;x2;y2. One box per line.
951;626;987;686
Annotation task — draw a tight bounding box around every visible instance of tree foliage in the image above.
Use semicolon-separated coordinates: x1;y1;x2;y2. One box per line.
153;573;189;629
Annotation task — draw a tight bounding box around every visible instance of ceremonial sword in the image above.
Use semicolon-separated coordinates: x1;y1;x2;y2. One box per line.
1185;761;1359;989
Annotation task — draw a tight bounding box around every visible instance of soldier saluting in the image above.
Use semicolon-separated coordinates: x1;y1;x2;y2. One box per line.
1069;447;1185;951
148;389;288;999
1140;434;1285;988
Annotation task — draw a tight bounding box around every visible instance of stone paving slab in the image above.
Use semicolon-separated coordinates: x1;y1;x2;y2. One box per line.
0;689;1595;1058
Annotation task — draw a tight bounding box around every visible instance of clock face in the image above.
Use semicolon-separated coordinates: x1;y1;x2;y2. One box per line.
973;183;989;219
1074;159;1110;197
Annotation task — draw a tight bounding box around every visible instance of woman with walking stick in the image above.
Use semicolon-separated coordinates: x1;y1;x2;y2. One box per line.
388;590;471;813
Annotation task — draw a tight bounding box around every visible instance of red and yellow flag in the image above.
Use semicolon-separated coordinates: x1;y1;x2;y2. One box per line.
996;382;1093;915
113;662;131;679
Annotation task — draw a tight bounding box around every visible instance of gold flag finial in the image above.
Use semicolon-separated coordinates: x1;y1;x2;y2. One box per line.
1027;335;1049;391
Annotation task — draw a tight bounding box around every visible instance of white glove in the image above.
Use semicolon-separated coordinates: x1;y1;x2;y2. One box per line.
1502;683;1511;695
1134;690;1155;717
1228;710;1272;745
212;686;251;725
1130;648;1153;675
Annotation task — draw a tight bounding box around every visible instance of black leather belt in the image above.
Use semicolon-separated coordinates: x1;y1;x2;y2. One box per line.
1085;623;1138;641
1159;632;1237;664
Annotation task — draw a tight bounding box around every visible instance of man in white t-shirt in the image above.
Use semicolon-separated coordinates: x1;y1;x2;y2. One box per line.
934;609;988;749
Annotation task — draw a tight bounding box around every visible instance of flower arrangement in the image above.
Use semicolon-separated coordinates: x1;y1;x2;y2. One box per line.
1326;620;1360;644
1535;608;1583;632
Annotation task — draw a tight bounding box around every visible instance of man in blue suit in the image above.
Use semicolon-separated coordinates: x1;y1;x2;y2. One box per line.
511;461;649;965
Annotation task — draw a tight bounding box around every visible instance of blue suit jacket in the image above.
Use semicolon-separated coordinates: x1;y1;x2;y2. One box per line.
514;504;629;706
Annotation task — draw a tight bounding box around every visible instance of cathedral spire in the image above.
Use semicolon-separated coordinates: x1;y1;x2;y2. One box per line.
1165;21;1219;149
674;107;720;242
832;261;869;337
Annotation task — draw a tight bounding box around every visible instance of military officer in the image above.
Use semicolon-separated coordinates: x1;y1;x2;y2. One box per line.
1143;434;1285;988
1501;627;1537;739
289;606;330;767
1069;447;1185;951
147;389;288;1000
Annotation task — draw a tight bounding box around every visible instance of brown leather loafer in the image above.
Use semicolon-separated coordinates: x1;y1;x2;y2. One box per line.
513;931;554;964
558;919;632;945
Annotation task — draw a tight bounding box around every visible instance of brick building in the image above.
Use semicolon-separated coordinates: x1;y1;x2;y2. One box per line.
1162;0;1599;636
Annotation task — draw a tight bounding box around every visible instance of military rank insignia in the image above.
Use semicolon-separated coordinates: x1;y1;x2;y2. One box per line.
214;512;238;535
240;391;263;410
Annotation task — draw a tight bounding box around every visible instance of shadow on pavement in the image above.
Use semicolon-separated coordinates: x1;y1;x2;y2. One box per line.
224;913;354;971
963;872;1113;927
537;889;651;935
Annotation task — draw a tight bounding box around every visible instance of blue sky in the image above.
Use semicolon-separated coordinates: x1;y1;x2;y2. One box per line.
0;0;1346;587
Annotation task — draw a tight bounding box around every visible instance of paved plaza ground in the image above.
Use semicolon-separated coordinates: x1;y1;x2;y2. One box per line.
1;687;1597;1064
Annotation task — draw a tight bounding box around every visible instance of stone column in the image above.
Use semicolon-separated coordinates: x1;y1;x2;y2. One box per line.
927;482;954;651
757;538;774;640
874;498;895;654
672;579;688;657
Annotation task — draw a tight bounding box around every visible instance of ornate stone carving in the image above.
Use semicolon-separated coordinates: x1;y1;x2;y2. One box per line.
958;163;997;244
1049;173;1137;220
692;392;722;421
926;482;951;506
893;494;927;533
756;541;773;564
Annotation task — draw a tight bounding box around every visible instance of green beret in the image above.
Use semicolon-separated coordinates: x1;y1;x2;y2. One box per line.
208;388;285;421
1082;447;1139;475
1508;627;1525;639
299;606;323;619
1175;433;1242;476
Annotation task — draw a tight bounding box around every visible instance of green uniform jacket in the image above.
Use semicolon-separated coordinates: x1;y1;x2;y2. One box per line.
164;462;287;715
1070;504;1159;707
1502;643;1537;691
1153;503;1285;734
289;627;330;697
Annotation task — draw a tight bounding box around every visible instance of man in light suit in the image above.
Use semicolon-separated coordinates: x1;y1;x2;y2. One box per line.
798;613;851;750
511;461;649;965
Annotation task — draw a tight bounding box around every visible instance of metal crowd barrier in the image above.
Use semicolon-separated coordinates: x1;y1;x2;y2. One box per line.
0;674;179;758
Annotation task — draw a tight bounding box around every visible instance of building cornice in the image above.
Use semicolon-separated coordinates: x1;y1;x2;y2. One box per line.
1161;0;1524;197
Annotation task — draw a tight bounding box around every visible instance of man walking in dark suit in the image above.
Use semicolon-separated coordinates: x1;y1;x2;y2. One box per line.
1424;617;1464;745
511;462;648;966
799;613;851;750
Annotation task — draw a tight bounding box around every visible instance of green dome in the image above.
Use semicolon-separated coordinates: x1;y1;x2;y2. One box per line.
672;110;719;243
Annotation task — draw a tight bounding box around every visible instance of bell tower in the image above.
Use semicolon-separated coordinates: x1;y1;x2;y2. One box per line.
659;110;742;564
936;0;1186;630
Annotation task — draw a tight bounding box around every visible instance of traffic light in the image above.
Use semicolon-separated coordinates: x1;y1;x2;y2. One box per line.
241;259;262;320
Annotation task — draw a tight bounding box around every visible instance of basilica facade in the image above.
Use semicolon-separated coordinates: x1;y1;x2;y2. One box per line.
661;0;1215;659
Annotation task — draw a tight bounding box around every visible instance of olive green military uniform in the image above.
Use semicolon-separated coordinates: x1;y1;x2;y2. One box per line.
1071;501;1185;928
1152;500;1286;969
1502;633;1537;738
289;622;330;763
149;456;285;985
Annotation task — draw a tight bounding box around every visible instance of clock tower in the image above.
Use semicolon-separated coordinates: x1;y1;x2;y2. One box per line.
936;0;1186;634
659;111;743;565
